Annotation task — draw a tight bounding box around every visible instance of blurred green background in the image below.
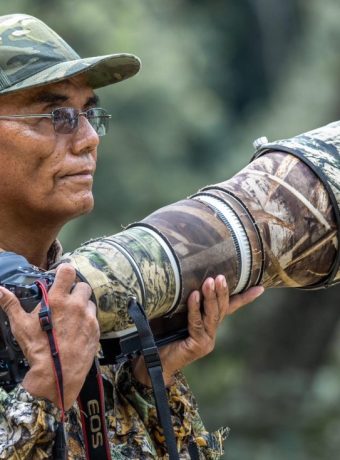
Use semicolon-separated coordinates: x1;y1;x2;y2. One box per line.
4;1;340;458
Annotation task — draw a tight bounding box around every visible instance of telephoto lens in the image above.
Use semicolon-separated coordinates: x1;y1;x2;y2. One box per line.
61;121;340;339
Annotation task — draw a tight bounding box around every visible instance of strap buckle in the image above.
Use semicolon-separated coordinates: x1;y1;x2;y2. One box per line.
143;346;162;370
39;307;53;331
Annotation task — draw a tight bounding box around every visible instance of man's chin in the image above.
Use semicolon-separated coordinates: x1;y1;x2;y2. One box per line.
75;198;94;217
63;195;94;220
42;193;95;225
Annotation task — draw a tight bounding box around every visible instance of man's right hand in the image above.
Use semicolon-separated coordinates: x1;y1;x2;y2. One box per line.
0;263;99;410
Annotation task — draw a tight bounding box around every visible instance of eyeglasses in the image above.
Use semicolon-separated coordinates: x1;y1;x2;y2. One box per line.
0;107;112;137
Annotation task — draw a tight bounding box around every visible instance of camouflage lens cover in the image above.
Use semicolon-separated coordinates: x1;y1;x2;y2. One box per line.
253;121;340;287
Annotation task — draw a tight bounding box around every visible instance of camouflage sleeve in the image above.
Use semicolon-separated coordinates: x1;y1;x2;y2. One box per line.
0;384;60;459
102;363;229;459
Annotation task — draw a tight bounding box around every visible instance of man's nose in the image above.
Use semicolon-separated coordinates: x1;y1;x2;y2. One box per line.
71;115;100;155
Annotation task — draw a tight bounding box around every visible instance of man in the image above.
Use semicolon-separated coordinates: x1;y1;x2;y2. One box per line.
0;14;263;459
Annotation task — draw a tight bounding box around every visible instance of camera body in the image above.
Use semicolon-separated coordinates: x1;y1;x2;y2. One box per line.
0;252;55;390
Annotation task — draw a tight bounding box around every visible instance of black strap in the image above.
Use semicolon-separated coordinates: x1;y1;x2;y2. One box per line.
128;297;200;460
52;423;68;460
77;359;112;460
188;440;200;460
39;305;65;406
128;298;180;460
36;281;67;460
38;281;112;460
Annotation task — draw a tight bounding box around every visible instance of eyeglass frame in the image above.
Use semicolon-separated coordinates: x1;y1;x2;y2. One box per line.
0;107;112;137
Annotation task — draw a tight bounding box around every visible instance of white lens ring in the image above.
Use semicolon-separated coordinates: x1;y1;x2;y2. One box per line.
194;194;252;293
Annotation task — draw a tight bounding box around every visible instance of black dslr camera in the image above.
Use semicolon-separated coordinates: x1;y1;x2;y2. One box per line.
0;252;55;390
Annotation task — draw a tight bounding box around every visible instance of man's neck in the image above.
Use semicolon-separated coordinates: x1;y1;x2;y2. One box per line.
0;223;60;269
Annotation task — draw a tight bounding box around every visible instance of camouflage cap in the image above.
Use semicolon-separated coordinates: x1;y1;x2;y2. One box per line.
0;14;141;94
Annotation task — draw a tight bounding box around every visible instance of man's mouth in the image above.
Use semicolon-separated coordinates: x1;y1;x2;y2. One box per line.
60;168;95;180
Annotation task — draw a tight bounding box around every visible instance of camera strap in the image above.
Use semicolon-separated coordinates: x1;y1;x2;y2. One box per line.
77;359;112;460
128;297;199;460
36;280;68;460
37;281;112;460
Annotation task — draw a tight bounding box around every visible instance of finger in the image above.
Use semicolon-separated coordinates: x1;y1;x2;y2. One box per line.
71;281;93;303
71;283;96;317
0;287;26;322
214;275;229;321
228;286;264;314
201;278;220;337
49;263;76;296
87;300;97;317
187;290;205;339
70;282;97;317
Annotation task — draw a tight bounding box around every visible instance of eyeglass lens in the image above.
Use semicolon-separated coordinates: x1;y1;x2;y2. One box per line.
51;108;109;136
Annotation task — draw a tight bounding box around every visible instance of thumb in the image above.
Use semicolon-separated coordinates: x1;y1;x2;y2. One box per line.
0;287;25;321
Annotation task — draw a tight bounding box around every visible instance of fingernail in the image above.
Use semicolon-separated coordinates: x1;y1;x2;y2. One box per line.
0;291;4;300
194;292;200;304
209;279;215;290
222;276;227;288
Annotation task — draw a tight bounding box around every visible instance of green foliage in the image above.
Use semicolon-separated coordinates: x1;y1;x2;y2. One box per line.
2;1;340;458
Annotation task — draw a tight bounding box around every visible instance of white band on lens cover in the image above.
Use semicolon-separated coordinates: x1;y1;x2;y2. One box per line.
194;194;251;294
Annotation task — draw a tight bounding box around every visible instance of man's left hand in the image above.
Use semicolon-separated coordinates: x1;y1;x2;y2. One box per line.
133;275;264;386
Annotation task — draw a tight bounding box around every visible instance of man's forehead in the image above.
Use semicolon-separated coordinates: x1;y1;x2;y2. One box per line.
0;76;97;106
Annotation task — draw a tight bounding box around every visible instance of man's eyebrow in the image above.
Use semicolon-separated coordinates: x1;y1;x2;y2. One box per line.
34;92;69;105
32;92;100;108
85;94;100;108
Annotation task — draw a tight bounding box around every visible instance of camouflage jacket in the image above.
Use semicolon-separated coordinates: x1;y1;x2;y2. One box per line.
0;242;227;459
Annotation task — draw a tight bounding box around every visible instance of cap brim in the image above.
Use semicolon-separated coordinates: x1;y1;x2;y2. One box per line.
0;53;141;94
